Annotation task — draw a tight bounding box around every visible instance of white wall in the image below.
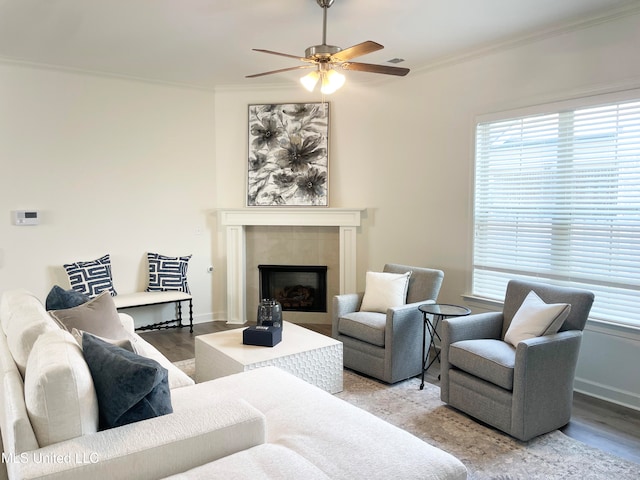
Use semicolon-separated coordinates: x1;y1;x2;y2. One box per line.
212;10;640;409
0;64;217;325
1;8;638;409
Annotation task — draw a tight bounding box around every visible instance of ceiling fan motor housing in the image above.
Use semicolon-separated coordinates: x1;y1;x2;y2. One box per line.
305;44;342;60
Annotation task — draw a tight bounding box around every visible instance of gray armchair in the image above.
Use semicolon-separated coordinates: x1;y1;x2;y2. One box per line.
440;279;594;441
332;264;444;384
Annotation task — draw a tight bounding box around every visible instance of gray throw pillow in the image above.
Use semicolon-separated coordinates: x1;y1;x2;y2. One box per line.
71;328;138;354
49;291;129;341
45;285;90;311
82;333;172;430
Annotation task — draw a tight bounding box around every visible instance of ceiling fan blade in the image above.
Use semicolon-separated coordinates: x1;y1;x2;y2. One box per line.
331;41;384;62
341;61;410;77
252;49;313;63
246;65;316;78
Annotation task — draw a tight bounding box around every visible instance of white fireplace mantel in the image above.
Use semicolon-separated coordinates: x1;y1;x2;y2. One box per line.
219;208;364;324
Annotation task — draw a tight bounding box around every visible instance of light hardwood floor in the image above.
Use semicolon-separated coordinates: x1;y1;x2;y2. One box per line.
140;321;640;465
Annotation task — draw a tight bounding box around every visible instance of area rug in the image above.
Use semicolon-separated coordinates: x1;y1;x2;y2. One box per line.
174;358;195;380
336;371;640;480
175;359;639;479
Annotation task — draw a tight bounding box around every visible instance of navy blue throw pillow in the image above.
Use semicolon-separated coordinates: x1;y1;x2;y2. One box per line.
146;252;191;294
82;333;172;430
45;285;90;311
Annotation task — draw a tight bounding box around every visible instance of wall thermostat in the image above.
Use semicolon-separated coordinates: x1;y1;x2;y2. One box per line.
13;210;39;226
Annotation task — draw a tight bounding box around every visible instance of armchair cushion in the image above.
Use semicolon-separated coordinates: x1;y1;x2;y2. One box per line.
449;339;516;390
337;311;386;347
504;290;571;347
360;271;411;313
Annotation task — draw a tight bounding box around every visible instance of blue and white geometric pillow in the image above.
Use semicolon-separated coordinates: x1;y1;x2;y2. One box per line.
63;254;118;297
146;252;191;294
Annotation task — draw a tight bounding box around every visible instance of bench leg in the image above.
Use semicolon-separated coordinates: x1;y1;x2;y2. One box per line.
177;301;184;328
133;299;192;332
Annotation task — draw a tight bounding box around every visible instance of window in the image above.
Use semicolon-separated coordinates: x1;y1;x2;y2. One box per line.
473;91;640;328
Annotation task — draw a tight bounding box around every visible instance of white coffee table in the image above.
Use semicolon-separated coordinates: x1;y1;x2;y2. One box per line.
195;321;343;393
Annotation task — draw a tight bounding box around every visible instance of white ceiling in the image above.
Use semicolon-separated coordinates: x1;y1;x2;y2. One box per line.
0;0;636;90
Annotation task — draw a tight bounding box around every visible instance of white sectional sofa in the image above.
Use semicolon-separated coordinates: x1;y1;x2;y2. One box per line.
0;289;467;480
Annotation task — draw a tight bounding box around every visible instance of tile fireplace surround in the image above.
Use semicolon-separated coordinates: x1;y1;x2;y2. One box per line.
219;208;364;324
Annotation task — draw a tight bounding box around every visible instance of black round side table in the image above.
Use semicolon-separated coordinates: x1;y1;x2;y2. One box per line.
418;303;471;390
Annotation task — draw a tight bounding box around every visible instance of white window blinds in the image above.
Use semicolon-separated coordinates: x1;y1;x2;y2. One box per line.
473;94;640;327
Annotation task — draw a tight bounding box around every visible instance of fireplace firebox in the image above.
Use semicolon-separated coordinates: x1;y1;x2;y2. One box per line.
258;265;327;312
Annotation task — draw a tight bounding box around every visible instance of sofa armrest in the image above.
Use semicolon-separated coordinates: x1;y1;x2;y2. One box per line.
13;399;266;480
118;313;135;334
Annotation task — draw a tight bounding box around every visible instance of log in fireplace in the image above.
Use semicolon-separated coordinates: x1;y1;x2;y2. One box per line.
258;265;327;312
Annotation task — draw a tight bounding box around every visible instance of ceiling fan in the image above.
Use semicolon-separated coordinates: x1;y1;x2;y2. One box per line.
246;0;410;94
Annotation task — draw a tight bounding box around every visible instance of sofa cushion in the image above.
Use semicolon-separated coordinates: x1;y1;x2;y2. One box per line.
4;297;58;378
164;444;331;480
24;329;99;447
64;253;117;297
360;271;411;313
146;252;192;294
337;311;386;347
504;290;571;347
82;333;173;429
50;291;130;341
45;285;90;311
1;289;43;333
449;339;516;390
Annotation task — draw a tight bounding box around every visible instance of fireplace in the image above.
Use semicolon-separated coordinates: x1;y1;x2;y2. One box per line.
219;208;363;324
259;265;327;312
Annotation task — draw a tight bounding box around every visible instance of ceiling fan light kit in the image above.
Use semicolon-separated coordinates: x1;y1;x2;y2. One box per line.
247;0;409;94
300;64;345;94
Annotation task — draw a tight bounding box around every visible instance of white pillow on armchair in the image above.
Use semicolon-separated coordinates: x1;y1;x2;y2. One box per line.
359;271;411;313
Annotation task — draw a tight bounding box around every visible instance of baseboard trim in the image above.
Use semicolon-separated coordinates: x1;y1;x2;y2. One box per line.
574;377;640;412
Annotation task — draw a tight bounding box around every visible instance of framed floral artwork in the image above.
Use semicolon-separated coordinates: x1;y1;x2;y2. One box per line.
247;102;329;206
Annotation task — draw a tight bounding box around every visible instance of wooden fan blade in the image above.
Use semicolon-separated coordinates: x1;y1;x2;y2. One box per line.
252;49;313;63
246;65;316;78
331;41;383;62
341;61;410;76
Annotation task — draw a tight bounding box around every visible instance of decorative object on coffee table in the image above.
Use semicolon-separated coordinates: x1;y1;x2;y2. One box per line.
247;102;329;206
242;325;282;347
257;298;283;328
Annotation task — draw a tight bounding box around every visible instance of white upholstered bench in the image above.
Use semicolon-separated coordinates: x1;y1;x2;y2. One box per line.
113;291;193;333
